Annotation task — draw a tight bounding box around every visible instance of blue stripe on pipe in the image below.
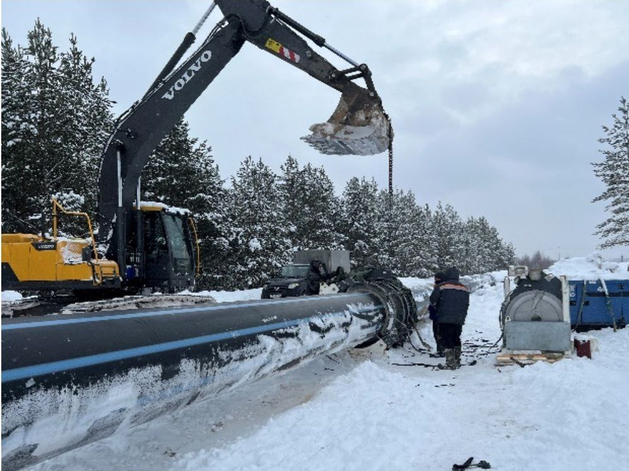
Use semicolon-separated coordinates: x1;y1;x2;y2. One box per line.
2;293;368;331
2;305;383;383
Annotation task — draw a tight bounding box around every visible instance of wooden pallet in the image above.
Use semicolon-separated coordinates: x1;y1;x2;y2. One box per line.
496;351;567;367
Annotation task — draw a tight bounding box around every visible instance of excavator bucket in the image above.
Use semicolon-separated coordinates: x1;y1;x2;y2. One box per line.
301;86;391;156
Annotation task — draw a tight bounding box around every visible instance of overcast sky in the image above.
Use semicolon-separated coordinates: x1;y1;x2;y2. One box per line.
2;0;628;259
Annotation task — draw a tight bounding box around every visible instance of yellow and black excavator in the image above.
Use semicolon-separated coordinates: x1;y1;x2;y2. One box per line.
1;0;391;295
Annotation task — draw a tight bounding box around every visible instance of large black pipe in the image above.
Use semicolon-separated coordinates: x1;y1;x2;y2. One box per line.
2;284;415;470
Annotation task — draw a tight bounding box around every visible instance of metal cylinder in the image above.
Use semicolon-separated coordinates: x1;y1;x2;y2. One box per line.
2;292;388;470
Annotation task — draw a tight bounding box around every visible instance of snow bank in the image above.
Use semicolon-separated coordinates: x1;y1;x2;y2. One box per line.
1;291;23;302
549;252;629;280
175;361;429;471
181;288;262;303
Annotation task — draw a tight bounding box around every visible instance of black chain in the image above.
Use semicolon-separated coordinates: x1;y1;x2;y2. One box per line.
385;112;394;205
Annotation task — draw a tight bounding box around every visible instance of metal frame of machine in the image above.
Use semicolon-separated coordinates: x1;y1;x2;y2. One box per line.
499;271;573;363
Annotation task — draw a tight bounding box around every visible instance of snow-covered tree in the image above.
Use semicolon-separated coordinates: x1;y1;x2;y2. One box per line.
430;202;466;272
411;204;439;276
463;216;515;274
340;177;380;268
226;157;291;289
279;156;342;251
592;96;629;249
1;22;113;233
374;189;434;276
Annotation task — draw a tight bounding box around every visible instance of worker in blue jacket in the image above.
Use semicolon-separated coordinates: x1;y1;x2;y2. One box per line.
429;266;470;369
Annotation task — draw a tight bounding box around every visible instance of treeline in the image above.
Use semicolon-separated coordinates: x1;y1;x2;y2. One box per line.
142;135;516;289
516;251;556;270
1;22;516;291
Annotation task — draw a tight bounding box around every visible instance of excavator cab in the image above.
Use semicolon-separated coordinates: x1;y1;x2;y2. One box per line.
123;204;199;292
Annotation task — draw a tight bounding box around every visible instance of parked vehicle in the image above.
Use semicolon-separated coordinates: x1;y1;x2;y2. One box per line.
261;264;311;299
261;250;351;299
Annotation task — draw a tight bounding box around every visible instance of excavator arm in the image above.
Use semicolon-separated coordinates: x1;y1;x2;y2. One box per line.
224;2;390;155
98;0;390;277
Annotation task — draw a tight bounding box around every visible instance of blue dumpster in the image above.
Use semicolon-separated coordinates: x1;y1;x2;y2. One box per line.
569;279;629;330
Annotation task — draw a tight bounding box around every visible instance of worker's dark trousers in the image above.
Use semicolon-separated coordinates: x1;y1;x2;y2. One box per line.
438;323;462;349
432;320;444;353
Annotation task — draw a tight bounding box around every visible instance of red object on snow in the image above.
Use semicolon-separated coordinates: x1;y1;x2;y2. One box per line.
574;339;592;359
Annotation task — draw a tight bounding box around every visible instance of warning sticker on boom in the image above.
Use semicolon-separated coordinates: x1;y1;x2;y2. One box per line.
265;38;300;63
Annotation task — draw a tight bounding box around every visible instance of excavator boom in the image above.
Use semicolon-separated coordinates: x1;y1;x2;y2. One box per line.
99;0;392;284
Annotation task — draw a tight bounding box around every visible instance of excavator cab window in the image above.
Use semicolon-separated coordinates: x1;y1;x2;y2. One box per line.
144;213;168;260
162;213;192;277
140;211;169;286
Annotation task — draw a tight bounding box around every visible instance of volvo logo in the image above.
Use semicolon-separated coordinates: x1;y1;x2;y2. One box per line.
161;50;213;100
32;242;57;251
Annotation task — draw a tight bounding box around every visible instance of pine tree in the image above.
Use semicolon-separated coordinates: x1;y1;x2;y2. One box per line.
278;155;301;246
299;163;343;250
279;156;342;251
1;28;34;232
374;189;433;276
1;22;113;234
431;202;466;272
340;177;379;268
226;157;291;289
141;120;228;290
592;96;629;249
460;216;515;274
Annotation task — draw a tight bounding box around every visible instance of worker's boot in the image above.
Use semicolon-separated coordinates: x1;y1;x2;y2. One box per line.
439;349;456;370
436;340;445;357
431;343;445;358
454;346;462;369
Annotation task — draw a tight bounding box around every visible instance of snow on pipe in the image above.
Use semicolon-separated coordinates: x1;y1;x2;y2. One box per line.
1;280;416;470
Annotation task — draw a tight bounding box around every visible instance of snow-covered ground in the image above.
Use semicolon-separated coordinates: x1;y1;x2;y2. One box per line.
23;256;629;471
180;288;262;303
1;290;23;302
548;252;629;280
